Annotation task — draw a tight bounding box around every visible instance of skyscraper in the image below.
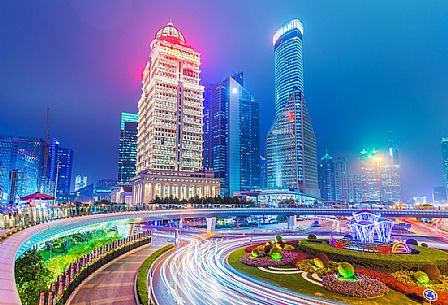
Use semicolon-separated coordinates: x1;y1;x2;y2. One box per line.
203;73;260;196
54;146;73;200
442;138;448;195
266;19;318;197
359;149;381;202
0;136;45;204
318;152;336;201
118;112;138;186
133;22;219;203
334;157;350;202
75;175;88;191
380;144;401;202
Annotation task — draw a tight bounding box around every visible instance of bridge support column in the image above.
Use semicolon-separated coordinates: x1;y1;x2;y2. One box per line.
206;217;216;232
128;223;135;236
287;215;297;230
179;218;184;229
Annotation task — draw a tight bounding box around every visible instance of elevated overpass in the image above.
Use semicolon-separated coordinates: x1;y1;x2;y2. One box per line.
1;207;447;304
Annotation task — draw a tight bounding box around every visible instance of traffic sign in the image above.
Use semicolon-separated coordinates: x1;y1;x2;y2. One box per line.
423;289;438;304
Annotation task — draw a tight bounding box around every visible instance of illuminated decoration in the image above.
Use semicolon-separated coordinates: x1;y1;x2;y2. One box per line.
273;19;304;45
132;21;220;203
391;241;411;254
347;211;394;244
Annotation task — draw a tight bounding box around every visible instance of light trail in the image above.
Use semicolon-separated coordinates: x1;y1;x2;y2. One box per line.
151;234;341;305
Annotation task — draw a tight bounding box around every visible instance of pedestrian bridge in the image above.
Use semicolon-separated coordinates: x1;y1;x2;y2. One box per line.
1;207;447;304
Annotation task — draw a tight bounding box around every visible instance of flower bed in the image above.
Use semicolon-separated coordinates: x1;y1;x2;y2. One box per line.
240;251;300;267
356;267;448;304
300;240;448;273
322;274;388;298
244;240;299;253
291;252;310;266
296;259;337;277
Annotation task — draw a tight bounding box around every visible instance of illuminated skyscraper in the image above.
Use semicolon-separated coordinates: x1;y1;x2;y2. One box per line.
0;136;45;204
266;19;318;197
318;152;336;201
334;157;350;202
133;22;219;203
360;149;381;202
203;73;260;196
442;137;448;195
118;112;138;186
75;175;87;191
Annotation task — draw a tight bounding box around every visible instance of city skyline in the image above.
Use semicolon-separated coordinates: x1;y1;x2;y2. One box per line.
1;1;447;199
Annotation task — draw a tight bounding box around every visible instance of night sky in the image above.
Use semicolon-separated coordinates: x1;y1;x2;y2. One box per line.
1;0;447;200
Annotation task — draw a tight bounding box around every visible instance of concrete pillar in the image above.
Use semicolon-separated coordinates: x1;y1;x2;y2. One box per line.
179;218;184;229
128;223;135;236
206;217;217;232
287;215;297;230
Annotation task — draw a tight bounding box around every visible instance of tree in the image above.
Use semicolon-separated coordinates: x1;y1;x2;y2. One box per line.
15;249;52;305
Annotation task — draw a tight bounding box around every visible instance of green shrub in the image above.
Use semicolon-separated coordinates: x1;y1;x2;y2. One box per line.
137;244;174;305
251;248;260;258
307;234;317;240
338;262;354;279
284;244;295;251
421;264;441;280
275;235;283;242
421;243;429;248
406;239;418;246
299;240;448;273
413;271;429;284
314;253;330;267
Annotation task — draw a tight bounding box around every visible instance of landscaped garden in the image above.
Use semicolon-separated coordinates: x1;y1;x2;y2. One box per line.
228;212;448;304
15;229;122;305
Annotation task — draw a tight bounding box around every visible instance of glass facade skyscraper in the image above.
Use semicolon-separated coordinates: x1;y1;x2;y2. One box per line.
203;73;260;196
0;136;45;204
54;145;73;200
273;19;304;117
118;112;138;186
266;19;318;197
442;138;448;195
318;152;336;201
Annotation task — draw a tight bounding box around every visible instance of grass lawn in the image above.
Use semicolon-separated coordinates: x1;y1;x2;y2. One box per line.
228;248;420;305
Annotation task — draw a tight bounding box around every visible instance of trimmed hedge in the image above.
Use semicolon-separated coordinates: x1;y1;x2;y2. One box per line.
137;244;174;305
300;240;448;273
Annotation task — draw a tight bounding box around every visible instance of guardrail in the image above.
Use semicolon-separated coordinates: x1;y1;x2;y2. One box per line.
37;232;152;305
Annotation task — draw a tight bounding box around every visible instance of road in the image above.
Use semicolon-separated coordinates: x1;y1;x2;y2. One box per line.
151;234;338;305
68;237;167;305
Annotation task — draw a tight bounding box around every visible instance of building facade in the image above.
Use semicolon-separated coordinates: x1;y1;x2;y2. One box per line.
318;152;336;201
0;136;45;204
54;145;73;201
118;112;138;186
442;138;448;195
75;175;87;191
433;186;447;203
359;146;400;204
203;73;260;196
334;157;350;202
266;19;318;197
133;22;219;203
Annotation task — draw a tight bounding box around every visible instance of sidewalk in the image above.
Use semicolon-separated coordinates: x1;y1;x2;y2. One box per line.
68;238;167;305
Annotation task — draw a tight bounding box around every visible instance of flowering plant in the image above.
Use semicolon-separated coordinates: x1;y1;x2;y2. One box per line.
240;251;300;267
322;274;388;298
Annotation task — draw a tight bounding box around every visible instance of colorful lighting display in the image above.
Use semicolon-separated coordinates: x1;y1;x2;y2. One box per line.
347;211;394;244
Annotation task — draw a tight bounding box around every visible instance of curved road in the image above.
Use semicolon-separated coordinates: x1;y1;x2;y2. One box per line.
68;237;167;305
151;235;339;305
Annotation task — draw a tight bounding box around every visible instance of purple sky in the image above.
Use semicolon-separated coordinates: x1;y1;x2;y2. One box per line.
1;0;447;200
